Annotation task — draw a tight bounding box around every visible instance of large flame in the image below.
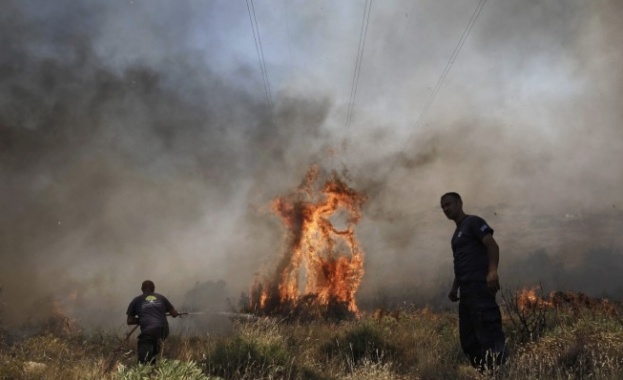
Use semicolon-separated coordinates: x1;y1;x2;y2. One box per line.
250;165;366;319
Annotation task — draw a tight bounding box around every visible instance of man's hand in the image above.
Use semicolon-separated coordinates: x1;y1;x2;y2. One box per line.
448;288;459;302
482;234;500;294
486;269;500;293
169;309;180;318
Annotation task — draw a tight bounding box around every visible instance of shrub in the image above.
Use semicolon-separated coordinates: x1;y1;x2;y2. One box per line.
322;322;398;366
206;336;290;379
501;285;553;344
116;359;214;380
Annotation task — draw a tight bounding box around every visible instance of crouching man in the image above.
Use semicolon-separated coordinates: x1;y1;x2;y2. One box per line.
126;280;180;364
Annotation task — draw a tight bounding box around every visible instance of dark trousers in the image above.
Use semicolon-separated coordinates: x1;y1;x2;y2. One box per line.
137;326;169;364
458;282;506;370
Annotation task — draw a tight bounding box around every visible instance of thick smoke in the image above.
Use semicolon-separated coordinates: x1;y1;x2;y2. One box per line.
1;0;622;331
0;0;332;329
349;0;623;306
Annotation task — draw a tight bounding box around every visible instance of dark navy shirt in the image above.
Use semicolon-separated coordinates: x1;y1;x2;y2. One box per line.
126;292;174;331
451;215;494;283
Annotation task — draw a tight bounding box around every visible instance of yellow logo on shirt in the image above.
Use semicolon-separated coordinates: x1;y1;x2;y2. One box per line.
146;295;157;302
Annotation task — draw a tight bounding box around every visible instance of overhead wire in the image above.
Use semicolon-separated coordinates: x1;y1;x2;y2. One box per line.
386;0;487;173
245;0;275;115
343;0;373;151
411;0;487;133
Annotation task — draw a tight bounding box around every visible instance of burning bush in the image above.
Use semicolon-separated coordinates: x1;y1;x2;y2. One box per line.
502;285;554;344
250;165;366;321
502;285;620;345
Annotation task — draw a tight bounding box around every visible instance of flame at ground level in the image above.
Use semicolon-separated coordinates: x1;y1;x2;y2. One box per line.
513;286;616;316
249;165;367;320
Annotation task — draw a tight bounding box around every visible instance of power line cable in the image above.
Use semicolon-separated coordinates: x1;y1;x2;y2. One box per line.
246;0;274;114
250;0;275;112
411;0;486;132
250;0;274;108
386;0;487;173
343;0;373;150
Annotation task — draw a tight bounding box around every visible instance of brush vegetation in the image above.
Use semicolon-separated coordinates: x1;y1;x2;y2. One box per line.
2;293;623;379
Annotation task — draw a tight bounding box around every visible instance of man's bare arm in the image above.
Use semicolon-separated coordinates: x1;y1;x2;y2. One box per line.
482;233;500;293
127;315;139;325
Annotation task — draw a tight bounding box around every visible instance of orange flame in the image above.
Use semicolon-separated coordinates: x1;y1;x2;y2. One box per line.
516;287;552;311
46;298;78;336
514;287;618;317
251;165;366;318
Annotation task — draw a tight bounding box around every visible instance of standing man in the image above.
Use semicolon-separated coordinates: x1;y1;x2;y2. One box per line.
127;280;180;364
440;192;506;370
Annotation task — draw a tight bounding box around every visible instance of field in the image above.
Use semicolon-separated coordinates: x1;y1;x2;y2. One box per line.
2;289;623;380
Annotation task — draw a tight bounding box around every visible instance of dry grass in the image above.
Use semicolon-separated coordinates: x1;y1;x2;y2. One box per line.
2;300;623;379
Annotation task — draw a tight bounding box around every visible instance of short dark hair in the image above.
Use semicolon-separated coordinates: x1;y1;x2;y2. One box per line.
141;280;155;292
441;192;462;202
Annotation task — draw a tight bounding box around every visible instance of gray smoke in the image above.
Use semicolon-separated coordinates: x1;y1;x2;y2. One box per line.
1;0;622;331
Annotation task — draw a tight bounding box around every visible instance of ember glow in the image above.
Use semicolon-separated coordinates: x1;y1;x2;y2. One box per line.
250;165;367;319
516;287;552;311
514;287;616;316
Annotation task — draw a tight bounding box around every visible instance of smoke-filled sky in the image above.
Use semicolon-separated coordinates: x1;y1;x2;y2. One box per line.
1;0;622;330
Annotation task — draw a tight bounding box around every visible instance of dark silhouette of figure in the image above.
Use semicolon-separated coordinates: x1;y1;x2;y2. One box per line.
126;280;179;364
441;192;506;370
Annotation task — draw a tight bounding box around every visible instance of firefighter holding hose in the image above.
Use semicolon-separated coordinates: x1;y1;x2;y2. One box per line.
126;280;180;364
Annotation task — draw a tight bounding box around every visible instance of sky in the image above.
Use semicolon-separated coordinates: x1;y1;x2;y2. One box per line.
1;0;622;331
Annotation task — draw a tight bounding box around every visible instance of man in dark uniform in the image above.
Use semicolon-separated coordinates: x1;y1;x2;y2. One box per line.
440;192;506;370
126;280;180;364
